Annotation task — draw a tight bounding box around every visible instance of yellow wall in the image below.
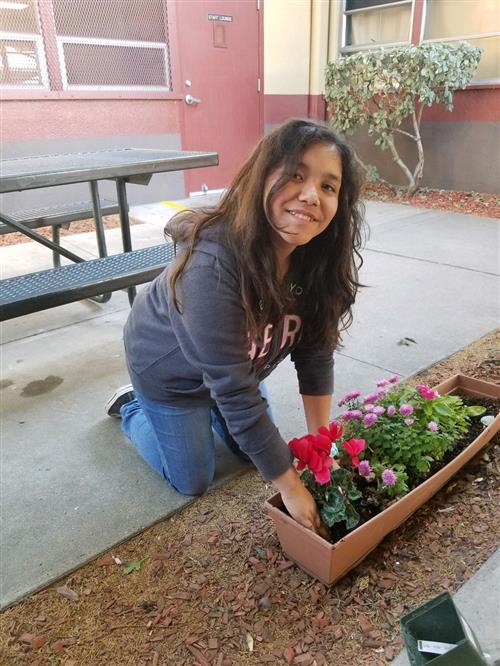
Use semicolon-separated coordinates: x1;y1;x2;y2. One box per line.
309;0;330;95
264;0;342;96
264;0;311;94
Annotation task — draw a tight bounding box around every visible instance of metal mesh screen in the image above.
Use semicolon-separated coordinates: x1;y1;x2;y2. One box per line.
0;0;47;88
53;0;171;90
1;0;39;32
62;42;168;88
53;0;166;41
1;0;171;91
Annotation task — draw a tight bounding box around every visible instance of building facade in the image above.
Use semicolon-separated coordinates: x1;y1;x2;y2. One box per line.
264;0;500;194
1;0;499;209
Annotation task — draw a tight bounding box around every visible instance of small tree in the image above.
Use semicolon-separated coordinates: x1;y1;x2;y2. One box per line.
324;42;482;195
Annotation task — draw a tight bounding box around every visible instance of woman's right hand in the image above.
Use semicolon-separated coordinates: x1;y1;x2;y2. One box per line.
272;467;330;540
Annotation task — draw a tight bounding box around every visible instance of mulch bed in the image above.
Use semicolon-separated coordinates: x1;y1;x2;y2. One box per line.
0;215;139;248
363;182;500;219
1;330;499;666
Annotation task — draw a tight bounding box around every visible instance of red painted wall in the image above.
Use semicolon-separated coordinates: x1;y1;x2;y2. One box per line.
422;88;500;122
264;87;499;127
1;99;181;142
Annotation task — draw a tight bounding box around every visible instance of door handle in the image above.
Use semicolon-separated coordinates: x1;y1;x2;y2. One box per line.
185;94;201;105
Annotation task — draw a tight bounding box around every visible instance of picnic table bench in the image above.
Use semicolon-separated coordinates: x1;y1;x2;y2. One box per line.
0;243;175;320
0;148;218;320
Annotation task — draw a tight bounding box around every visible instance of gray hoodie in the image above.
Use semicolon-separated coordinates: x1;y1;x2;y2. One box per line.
124;223;334;481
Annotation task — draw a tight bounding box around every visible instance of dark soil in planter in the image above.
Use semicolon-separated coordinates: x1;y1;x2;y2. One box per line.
328;395;499;543
427;396;499;474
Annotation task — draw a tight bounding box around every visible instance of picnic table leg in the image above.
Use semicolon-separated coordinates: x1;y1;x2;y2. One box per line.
89;180;109;259
115;178;136;305
88;180;112;304
52;225;61;268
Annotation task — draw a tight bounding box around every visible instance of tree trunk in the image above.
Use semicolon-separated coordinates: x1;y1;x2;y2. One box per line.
407;110;425;197
353;150;397;193
386;134;416;194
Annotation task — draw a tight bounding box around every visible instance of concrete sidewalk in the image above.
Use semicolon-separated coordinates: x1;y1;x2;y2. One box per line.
1;200;499;641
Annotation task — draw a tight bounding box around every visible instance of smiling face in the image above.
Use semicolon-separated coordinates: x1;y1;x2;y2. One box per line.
264;142;342;261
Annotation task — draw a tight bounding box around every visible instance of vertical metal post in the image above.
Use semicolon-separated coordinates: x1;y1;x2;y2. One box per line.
89;180;108;258
89;180;111;303
51;225;61;267
115;177;136;304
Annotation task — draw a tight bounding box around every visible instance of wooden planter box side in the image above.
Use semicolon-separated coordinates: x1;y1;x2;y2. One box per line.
265;375;500;585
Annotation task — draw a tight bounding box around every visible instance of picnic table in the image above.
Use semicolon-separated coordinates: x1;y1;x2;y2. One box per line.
0;148;218;320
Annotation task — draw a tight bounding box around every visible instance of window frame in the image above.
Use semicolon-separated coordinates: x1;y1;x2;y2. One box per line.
0;30;49;89
1;0;182;100
420;0;500;85
56;35;171;92
340;0;414;53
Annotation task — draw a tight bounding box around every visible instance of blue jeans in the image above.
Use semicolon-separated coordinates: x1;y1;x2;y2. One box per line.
120;384;272;496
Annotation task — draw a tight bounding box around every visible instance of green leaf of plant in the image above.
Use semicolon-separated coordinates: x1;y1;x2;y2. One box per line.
320;490;346;527
433;403;454;417
123;560;142;575
347;485;362;502
344;502;361;530
466;406;487;417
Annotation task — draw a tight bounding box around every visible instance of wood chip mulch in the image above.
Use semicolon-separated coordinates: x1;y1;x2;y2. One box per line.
363;183;500;219
1;329;499;666
0;215;139;248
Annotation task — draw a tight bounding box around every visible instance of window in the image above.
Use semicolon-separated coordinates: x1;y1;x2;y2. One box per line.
423;0;500;82
0;0;48;88
342;0;413;52
424;0;499;40
0;0;172;92
53;0;171;91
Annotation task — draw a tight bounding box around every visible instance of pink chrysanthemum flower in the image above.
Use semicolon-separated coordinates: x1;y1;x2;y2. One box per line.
363;413;378;427
338;390;361;407
399;403;414;416
373;406;386;416
358;460;373;477
386;405;396;416
364;403;375;412
404;418;414;426
381;468;397;486
343;409;363;421
365;391;383;404
389;375;399;384
377;379;389;387
427;421;439;432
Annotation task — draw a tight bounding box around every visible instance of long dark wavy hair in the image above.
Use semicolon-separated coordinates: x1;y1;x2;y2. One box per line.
167;119;365;349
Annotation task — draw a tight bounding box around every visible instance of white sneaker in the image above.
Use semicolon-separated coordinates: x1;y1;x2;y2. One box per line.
105;385;134;418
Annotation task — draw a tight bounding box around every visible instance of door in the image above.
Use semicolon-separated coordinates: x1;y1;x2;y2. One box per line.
174;0;262;195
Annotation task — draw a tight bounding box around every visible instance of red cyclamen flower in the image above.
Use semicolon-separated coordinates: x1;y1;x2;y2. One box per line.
342;438;366;466
318;420;344;442
288;434;333;484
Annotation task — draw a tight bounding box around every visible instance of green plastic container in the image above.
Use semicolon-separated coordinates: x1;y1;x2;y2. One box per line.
400;591;488;665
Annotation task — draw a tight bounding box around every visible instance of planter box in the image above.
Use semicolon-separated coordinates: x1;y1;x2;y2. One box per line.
265;375;500;585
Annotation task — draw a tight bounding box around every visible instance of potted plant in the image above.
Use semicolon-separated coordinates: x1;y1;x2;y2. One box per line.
265;374;499;585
